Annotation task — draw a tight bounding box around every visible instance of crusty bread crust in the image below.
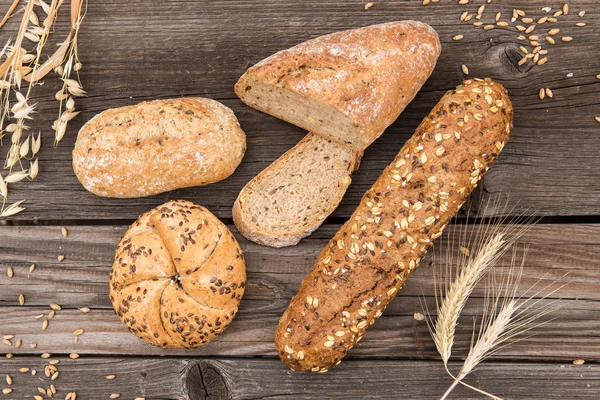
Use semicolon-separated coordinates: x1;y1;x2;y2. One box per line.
235;21;441;150
275;79;514;372
109;200;246;349
233;133;361;248
73;98;246;198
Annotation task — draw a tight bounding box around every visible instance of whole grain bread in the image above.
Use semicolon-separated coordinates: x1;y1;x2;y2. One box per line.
235;21;441;150
109;200;246;349
73;98;246;198
275;79;514;372
233;133;361;247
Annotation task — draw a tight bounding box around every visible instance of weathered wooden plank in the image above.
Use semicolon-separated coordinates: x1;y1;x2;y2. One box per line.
0;300;598;362
0;357;597;400
0;224;597;308
180;358;600;400
0;356;184;400
0;0;599;220
0;224;598;362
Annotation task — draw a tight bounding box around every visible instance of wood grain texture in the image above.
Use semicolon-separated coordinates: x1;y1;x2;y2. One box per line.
0;357;184;400
0;357;597;400
180;359;600;400
0;0;599;220
0;224;598;362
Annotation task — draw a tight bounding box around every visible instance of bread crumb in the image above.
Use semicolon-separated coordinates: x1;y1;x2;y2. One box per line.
364;2;374;10
414;312;425;321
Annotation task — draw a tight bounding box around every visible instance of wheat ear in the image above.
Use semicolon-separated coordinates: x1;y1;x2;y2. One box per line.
440;248;566;400
432;232;506;366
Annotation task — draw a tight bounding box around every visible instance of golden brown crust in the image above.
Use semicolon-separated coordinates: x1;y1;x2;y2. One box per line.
275;79;514;372
235;21;441;150
73;98;246;198
109;200;246;349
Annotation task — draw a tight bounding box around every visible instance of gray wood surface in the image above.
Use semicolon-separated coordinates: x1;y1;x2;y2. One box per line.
2;357;596;400
0;357;184;400
0;224;598;363
1;0;599;399
1;0;599;220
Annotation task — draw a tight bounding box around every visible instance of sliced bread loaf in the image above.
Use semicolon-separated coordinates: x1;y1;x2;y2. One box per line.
233;133;361;247
235;21;441;150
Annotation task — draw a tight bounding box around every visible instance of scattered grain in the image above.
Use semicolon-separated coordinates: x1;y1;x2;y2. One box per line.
2;389;12;395
79;307;91;313
453;35;464;41
562;3;569;15
573;359;585;365
106;374;116;380
41;353;50;359
575;22;586;27
364;2;373;10
57;255;65;262
414;312;425;321
6;267;13;278
545;88;553;98
110;394;121;399
561;36;573;42
461;64;469;75
42;320;49;330
69;353;79;359
18;294;25;305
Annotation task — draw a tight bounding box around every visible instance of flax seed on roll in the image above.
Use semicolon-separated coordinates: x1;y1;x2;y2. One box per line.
109;200;246;348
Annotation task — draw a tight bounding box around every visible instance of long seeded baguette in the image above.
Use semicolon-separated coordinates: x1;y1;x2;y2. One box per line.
275;78;513;372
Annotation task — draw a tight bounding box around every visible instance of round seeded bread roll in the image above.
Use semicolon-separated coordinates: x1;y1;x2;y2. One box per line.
109;200;246;349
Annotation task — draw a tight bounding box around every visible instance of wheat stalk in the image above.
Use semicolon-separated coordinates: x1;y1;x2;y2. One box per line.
435;236;566;400
429;197;533;369
432;232;506;367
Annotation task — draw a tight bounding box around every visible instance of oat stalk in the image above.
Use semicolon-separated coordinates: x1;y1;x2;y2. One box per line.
0;0;86;218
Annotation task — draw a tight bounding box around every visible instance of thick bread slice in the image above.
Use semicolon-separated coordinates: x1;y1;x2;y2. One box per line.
235;21;441;150
275;79;514;372
233;133;361;248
